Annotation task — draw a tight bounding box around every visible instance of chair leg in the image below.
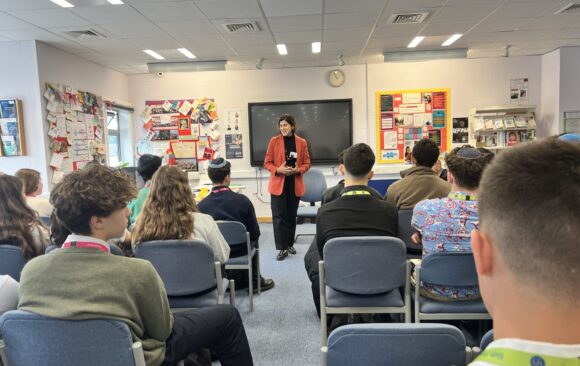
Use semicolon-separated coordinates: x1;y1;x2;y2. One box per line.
257;249;261;295
248;265;254;312
229;279;235;307
319;261;328;347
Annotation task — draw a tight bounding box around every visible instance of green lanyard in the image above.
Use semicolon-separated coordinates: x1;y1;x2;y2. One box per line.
476;347;580;366
449;191;477;201
342;190;371;196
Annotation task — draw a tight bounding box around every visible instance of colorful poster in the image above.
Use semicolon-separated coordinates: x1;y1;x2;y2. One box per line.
433;110;446;128
225;134;243;159
452;117;469;143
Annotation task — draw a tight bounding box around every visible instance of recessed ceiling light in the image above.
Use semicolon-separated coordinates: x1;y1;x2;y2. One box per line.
442;34;462;47
143;49;165;60
107;0;124;4
407;36;425;48
177;48;196;59
277;44;288;55
312;41;321;54
50;0;74;8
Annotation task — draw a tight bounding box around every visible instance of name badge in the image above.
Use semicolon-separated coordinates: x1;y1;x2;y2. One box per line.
289;152;297;158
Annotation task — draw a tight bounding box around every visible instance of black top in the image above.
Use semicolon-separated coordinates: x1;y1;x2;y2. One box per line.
284;135;296;168
316;185;398;258
322;180;384;205
197;186;261;256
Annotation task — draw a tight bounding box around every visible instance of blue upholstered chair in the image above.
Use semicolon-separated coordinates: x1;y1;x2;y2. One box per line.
134;240;234;310
397;209;422;257
0;310;156;366
296;169;327;231
218;221;260;311
323;323;471;366
319;236;411;347
414;252;491;323
480;329;494;350
0;245;26;282
39;216;52;227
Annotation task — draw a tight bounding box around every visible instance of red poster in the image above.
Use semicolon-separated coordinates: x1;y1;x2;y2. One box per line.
432;92;446;110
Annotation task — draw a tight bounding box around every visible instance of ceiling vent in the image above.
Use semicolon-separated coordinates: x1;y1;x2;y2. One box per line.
387;12;429;24
221;21;261;33
554;3;580;14
64;29;106;40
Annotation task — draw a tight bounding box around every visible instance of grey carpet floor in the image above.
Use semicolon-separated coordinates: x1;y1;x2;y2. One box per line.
231;223;321;366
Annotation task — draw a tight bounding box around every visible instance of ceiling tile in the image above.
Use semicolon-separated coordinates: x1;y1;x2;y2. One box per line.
422;21;474;37
274;30;322;44
194;0;263;19
372;24;424;38
517;13;580;30
7;9;92;28
156;19;219;36
260;0;323;17
324;0;385;13
126;37;181;49
221;32;274;45
0;12;37;30
324;27;371;42
101;21;167;38
324;12;378;30
69;5;149;24
268;15;322;32
429;5;502;24
232;44;280;57
174;33;230;49
0;0;59;11
471;17;534;34
386;0;447;11
0;28;68;42
130;1;206;21
489;1;566;19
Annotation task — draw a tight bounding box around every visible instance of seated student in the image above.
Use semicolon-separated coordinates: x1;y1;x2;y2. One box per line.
128;154;162;226
0;175;49;258
385;139;450;209
198;158;275;292
15;168;53;217
0;275;19;316
469;138;580;365
322;150;383;205
18;164;253;366
304;143;398;316
132;166;230;264
432;157;448;181
411;146;494;301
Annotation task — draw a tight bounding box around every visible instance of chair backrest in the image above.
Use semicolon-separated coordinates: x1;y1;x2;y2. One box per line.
0;310;138;366
133;240;216;296
0;245;26;282
421;252;479;287
302;169;327;203
326;323;466;366
39;216;52;227
216;221;248;247
323;236;406;295
480;329;494;351
397;209;422;253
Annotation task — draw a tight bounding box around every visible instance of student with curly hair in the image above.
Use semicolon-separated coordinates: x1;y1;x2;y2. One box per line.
132;166;230;264
0;174;49;258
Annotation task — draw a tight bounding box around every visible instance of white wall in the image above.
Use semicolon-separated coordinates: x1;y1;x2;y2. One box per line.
0;41;46;182
558;47;580;132
540;49;560;137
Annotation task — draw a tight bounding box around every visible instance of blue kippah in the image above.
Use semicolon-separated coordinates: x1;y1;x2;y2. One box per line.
559;133;580;143
209;157;227;168
457;146;481;159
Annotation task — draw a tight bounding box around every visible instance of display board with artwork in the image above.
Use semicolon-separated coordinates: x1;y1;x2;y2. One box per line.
139;98;220;171
375;89;451;164
0;99;25;157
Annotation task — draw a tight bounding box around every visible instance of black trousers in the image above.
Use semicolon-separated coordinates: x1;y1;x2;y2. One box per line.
271;177;300;251
162;304;253;366
304;239;322;317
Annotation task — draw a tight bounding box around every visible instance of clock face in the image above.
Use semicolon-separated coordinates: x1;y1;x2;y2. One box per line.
328;69;345;87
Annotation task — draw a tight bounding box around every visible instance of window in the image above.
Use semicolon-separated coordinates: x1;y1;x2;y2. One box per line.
106;105;134;167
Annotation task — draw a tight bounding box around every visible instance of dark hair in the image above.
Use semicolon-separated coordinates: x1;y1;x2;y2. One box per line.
137;154;162;181
412;139;440;167
15;168;41;196
445;146;494;189
478;138;580;304
49;164;136;244
0;175;45;258
343;143;375;178
207;159;231;184
337;150;346;164
278;114;296;132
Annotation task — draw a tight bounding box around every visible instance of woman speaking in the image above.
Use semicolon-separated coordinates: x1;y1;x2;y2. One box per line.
264;114;311;261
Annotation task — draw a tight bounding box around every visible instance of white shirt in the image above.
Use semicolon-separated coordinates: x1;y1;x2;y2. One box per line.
0;275;19;315
63;234;111;252
470;338;580;365
191;212;230;264
26;196;53;217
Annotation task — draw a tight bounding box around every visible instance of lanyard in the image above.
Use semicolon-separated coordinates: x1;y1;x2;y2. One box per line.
342;190;371;196
449;192;478;201
62;241;109;253
476;347;580;366
212;187;231;194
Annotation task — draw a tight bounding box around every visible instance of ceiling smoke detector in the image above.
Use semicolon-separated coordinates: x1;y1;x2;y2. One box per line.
387;12;429;24
222;21;261;33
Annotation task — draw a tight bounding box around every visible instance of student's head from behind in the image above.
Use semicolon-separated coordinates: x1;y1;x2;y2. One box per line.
137;154;162;182
207;158;231;185
278;114;296;137
343;143;375;181
472;139;580;315
411;139;440;167
444;146;494;190
132;166;197;245
49;164;136;245
15;168;42;197
0;175;44;258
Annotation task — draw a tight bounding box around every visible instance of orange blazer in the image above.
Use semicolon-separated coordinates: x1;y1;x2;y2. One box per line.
264;134;311;196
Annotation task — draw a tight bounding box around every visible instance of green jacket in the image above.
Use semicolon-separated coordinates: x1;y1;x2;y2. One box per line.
18;247;173;366
128;186;149;225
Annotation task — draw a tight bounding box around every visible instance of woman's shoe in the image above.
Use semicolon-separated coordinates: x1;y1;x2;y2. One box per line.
277;249;289;261
288;246;297;255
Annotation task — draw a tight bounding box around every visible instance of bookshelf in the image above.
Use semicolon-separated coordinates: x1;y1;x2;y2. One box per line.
468;105;536;150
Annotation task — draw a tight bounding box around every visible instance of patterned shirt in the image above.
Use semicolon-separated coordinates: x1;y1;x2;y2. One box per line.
412;192;480;299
